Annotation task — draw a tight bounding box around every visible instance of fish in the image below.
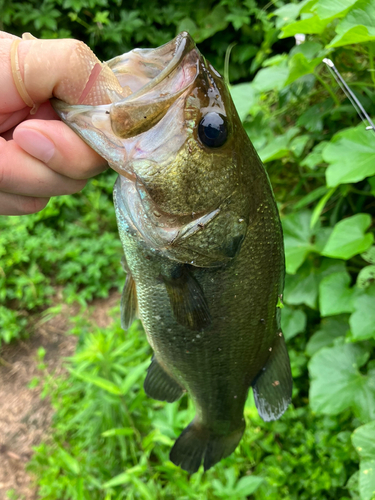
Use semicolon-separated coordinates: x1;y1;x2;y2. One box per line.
52;32;292;473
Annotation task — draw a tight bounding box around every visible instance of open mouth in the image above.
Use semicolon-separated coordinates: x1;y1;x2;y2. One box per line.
52;32;200;140
107;31;197;98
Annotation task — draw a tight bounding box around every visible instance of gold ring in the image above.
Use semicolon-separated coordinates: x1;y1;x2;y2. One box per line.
10;38;38;114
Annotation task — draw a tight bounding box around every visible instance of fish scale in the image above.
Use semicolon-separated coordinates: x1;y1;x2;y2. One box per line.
53;31;292;473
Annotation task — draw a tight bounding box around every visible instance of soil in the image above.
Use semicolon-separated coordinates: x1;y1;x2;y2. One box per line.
0;291;121;500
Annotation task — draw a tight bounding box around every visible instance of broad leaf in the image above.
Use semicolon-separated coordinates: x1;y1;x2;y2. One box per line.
259;127;300;162
328;0;375;47
230;83;256;122
234;476;264;496
322;214;373;260
350;286;375;341
284;258;345;308
273;0;312;28
352;421;375;500
252;64;289;93
306;316;349;356
323;125;375;186
280;14;330;38
285;53;323;85
352;421;375;460
357;265;375;288
311;0;359;19
281;305;307;340
319;272;355;316
362;246;375;264
309;342;375;422
282;211;317;274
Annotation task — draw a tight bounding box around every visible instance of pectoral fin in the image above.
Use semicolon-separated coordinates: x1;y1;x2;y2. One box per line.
120;269;138;330
162;266;211;331
144;356;184;403
251;332;292;421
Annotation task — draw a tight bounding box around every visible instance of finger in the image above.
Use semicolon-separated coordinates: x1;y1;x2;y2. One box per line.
0;191;49;216
0;31;20;41
0;137;87;196
13;118;107;179
0;35;126;115
0;107;31;134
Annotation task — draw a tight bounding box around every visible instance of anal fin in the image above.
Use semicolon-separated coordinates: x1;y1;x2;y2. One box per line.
144;356;184;403
252;332;292;422
120;264;138;330
162;265;211;331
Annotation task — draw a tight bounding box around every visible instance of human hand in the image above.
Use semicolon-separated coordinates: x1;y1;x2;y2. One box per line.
0;31;124;215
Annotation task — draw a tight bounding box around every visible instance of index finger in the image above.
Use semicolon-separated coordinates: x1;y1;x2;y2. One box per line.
0;31;126;114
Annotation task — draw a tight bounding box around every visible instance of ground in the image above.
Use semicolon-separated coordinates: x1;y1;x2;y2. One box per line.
0;291;121;500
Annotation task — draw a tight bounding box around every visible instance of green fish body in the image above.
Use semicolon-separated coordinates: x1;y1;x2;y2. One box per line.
53;32;292;473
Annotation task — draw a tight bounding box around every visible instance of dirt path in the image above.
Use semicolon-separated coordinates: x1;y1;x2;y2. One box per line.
0;291;120;500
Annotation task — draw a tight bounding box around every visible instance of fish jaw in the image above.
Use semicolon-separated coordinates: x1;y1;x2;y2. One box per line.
51;32;200;177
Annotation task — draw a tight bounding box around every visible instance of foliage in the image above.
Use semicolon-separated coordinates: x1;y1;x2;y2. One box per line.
0;171;123;344
1;0;375;498
0;0;286;81
28;313;358;500
229;0;375;497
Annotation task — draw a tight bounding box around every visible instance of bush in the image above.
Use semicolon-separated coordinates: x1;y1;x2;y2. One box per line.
2;0;375;498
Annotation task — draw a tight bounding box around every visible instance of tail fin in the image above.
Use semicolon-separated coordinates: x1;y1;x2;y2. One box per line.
169;420;245;473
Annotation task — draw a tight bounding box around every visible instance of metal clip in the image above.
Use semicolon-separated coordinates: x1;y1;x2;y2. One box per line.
323;58;375;133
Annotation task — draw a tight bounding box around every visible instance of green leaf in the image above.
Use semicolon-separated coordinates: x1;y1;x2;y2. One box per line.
230;83;256;122
311;0;359;19
328;0;375;47
352;421;375;460
357;265;375;288
259;127;300;162
103;466;146;488
350;286;375;340
289;134;310;157
284;258;345;309
323;125;375;186
101;427;134;437
352;421;375;500
322;214;374;259
300;141;329;167
121;359;149;395
285;53;323;85
306;316;349;356
362;246;375;264
309;342;375;422
280;14;330;38
57;447;81;475
282;211;317;274
234;475;264;496
273;0;312;28
252;64;289;93
319;272;355;316
281;305;307;340
69;371;122;395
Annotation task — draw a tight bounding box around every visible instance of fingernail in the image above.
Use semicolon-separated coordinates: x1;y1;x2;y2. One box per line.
14;128;55;163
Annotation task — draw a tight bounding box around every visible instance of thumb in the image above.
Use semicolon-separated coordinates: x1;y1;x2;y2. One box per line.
1;32;126;114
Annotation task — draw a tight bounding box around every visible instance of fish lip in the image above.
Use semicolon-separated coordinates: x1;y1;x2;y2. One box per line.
111;31;197;104
51;31;199;138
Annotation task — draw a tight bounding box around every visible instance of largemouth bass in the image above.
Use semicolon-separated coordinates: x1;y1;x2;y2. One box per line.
53;32;292;473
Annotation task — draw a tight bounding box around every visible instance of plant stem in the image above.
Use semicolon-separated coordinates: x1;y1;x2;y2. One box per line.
314;71;340;106
368;42;375;88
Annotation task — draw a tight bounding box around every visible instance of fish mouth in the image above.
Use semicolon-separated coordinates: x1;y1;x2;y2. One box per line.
52;32;200;169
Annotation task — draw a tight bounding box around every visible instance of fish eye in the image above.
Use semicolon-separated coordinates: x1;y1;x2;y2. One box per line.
198;112;228;148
